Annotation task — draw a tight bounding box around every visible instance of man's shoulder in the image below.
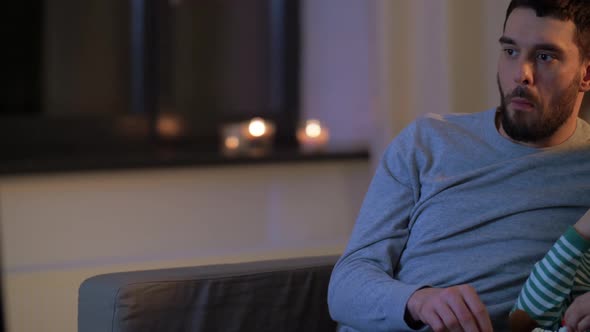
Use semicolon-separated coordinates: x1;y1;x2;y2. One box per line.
416;109;491;127
386;109;494;157
407;109;493;138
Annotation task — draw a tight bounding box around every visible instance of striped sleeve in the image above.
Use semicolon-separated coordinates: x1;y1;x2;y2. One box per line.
572;248;590;297
512;226;590;330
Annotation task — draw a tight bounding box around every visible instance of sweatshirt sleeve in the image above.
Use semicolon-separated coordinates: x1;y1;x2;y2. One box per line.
327;129;429;332
512;226;590;330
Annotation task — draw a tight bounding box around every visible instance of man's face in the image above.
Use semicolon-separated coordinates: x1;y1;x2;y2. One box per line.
497;8;586;143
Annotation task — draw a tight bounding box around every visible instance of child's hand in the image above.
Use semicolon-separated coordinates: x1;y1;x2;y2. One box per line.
573;210;590;241
563;292;590;332
509;309;538;332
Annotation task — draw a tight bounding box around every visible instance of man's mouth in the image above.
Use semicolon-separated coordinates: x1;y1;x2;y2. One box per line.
509;97;535;111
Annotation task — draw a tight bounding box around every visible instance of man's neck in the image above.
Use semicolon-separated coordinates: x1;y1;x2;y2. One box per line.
495;111;578;148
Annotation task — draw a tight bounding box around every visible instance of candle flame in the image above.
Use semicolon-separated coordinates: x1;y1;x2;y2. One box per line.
248;118;267;137
305;120;322;138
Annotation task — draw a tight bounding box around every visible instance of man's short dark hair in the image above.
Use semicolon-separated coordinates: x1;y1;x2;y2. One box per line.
504;0;590;60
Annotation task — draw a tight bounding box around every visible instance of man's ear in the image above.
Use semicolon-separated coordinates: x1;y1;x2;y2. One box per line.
580;61;590;92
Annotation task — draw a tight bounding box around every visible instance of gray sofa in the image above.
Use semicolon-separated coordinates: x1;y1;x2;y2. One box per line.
78;255;339;332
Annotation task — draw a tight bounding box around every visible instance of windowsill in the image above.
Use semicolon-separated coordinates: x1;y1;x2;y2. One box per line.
0;145;370;176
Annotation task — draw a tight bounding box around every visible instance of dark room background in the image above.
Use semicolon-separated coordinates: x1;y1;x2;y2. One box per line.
1;0;300;168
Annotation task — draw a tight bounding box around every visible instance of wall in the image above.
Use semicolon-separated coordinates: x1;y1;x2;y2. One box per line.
301;0;371;151
1;161;371;332
368;0;512;162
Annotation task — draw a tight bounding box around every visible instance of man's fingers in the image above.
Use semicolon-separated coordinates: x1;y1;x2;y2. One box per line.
421;308;447;332
408;285;492;332
447;294;480;332
436;302;462;332
457;285;493;332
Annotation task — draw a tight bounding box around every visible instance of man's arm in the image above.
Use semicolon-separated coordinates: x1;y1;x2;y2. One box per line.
327;133;492;332
327;143;426;331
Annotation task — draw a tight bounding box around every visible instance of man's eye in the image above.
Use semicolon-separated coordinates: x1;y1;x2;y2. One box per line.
537;53;555;62
504;48;517;57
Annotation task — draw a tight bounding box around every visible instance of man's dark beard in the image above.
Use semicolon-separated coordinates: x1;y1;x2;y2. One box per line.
497;75;579;143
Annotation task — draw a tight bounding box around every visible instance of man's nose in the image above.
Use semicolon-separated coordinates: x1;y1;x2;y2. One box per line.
514;61;534;86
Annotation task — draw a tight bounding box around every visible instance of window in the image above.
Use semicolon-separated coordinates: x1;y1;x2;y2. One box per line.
1;0;300;172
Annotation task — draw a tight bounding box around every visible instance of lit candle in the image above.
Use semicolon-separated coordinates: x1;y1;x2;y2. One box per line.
245;117;275;156
296;119;329;153
224;135;240;150
220;123;245;156
247;117;271;138
220;118;275;157
156;113;184;140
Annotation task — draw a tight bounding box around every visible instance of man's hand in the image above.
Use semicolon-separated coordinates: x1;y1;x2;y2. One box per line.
406;285;493;332
564;292;590;332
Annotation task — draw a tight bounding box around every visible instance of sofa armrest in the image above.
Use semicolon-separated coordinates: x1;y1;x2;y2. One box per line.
78;255;339;332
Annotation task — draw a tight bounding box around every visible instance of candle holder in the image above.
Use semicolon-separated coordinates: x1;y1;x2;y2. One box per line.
220;118;276;157
296;119;329;153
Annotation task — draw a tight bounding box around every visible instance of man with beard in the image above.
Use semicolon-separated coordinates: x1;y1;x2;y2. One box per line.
328;1;590;331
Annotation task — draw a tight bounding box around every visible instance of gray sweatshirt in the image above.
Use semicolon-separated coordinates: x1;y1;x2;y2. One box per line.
328;108;590;332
